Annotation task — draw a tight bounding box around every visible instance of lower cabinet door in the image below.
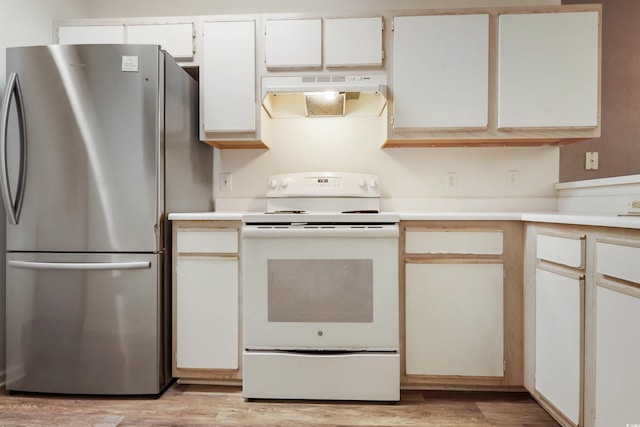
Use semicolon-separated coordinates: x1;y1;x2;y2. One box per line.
405;263;504;377
594;284;640;427
176;256;238;370
535;268;582;426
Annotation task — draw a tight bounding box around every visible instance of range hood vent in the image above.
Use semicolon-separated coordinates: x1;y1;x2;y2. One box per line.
261;75;387;118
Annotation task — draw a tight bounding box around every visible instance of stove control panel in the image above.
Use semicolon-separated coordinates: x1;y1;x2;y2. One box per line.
266;172;380;198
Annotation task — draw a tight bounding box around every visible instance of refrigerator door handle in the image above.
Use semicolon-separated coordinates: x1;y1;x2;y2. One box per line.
0;72;28;225
8;260;152;271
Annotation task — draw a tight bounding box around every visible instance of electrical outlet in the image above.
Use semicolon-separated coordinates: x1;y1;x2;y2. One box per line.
220;173;232;192
506;170;519;187
445;173;457;191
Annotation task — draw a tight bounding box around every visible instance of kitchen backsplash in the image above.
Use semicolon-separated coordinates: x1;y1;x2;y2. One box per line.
214;110;560;211
556;174;640;214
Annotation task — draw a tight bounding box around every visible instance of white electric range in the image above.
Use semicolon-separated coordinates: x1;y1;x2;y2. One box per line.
241;172;400;401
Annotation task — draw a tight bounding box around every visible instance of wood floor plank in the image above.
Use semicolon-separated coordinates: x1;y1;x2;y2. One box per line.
0;383;559;426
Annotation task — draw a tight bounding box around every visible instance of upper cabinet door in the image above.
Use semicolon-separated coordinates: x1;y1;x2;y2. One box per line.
265;19;321;69
324;17;383;68
202;20;256;133
498;11;599;129
58;25;125;44
393;14;489;130
127;23;194;61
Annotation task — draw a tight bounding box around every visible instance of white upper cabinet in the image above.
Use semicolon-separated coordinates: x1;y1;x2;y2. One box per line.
127;23;194;60
324;17;383;68
58;23;194;61
393;14;489;130
265;19;321;69
58;25;125;44
498;11;599;129
202;20;256;134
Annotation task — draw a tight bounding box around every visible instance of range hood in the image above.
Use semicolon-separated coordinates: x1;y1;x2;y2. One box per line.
261;75;387;118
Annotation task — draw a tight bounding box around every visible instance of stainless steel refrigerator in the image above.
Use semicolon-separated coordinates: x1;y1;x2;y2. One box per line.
0;44;212;395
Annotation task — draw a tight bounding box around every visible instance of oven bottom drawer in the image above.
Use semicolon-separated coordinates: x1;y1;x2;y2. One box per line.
242;351;399;401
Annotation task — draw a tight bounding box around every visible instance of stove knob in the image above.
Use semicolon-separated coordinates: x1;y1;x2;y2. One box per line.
280;177;289;188
358;178;367;188
269;178;279;189
368;178;378;189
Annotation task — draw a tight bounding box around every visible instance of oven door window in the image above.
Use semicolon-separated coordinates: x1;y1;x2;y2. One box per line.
268;259;373;323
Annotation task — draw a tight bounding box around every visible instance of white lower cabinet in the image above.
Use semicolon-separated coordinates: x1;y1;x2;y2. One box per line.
534;268;583;426
525;226;640;427
401;222;523;387
405;263;504;377
593;239;640;427
172;221;241;381
525;229;585;427
594;285;640;427
176;256;238;369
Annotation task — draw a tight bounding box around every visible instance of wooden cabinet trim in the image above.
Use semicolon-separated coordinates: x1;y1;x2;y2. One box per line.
595;235;640;248
405;255;503;264
172;220;241;230
537;230;586;241
536;260;585;281
596;276;640;297
177;253;239;260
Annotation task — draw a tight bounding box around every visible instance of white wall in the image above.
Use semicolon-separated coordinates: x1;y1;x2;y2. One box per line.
216;111;559;212
0;0;89;92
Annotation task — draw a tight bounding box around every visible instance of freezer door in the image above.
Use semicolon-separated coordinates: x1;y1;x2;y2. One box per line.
2;44;162;252
5;252;170;395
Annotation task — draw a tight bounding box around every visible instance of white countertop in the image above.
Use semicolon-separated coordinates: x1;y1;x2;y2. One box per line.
168;212;245;221
397;212;524;221
520;212;640;229
168;211;640;230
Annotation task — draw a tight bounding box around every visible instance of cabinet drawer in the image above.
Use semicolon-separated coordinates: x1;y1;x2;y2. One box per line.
405;230;503;255
596;241;640;284
537;234;585;268
177;230;238;254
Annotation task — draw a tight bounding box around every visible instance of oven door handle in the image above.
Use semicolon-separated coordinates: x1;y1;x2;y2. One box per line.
241;225;398;238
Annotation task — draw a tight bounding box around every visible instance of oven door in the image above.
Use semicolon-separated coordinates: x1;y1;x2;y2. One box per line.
241;224;399;351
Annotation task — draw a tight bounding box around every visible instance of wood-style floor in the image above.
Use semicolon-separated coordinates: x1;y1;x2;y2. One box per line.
0;382;560;426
